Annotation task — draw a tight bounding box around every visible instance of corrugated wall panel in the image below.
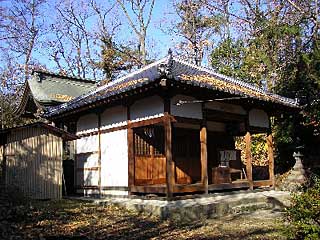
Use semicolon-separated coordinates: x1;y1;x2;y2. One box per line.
4;126;63;199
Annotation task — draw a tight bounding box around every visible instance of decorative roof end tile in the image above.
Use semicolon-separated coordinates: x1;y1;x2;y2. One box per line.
157;48;174;79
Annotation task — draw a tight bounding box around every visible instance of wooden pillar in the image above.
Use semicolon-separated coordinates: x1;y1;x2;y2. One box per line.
200;124;208;194
0;133;7;188
127;105;134;195
245;132;253;190
267;133;275;189
200;103;208;194
97;113;102;196
164;114;174;199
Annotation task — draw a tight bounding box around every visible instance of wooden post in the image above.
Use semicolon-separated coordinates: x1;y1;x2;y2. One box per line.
267;133;275;189
164;114;174;199
0;133;7;188
127;105;134;195
200;103;208;194
200;124;208;194
97;113;102;196
245;132;253;190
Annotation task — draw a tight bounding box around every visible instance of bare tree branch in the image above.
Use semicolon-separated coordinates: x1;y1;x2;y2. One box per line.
116;0;140;36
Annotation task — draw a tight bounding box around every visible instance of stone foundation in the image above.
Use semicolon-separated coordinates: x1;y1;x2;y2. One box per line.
75;190;291;222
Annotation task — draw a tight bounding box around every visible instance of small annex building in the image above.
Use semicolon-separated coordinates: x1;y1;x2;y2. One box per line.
0;122;76;199
44;53;299;198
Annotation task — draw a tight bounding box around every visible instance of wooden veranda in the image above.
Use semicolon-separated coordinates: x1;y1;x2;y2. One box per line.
127;109;275;198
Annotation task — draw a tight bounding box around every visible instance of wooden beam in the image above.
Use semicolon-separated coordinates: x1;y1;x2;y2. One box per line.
253;180;273;187
164;114;174;199
200;103;208;194
131;185;167;194
245;132;253;190
101;186;129;191
130;116;166;128
172;116;202;125
267;133;275;189
208;181;250;191
205;109;247;122
174;183;204;193
130;183;205;194
77;115;174;138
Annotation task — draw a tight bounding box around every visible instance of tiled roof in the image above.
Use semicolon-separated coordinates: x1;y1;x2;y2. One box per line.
45;54;298;117
29;70;97;105
14;70;98;117
171;58;297;107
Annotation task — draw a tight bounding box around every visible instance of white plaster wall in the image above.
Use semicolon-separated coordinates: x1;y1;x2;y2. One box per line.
101;106;127;130
78;153;99;168
130;95;164;122
77;113;98;134
76;135;99;189
207;121;226;132
76;168;99;186
83;153;99;168
101;129;128;187
171;95;203;119
205;101;246;115
75;151;99;188
249;108;269;128
76;135;98;153
83;170;99;186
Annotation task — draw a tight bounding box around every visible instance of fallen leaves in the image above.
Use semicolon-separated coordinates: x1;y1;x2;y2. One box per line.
1;198;286;240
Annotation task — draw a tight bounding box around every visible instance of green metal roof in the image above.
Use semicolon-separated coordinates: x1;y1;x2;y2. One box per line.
28;70;97;105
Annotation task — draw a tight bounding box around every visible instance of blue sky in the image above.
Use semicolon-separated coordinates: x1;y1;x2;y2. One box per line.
1;0;223;81
115;0;180;59
0;0;179;71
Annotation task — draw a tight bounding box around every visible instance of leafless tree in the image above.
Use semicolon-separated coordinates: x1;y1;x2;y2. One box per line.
91;1;142;81
49;0;101;79
116;0;155;66
0;0;47;82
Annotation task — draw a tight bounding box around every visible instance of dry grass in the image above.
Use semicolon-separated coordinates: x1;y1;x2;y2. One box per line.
6;199;286;240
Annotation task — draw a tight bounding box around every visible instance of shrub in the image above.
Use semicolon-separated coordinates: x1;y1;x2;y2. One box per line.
285;174;320;239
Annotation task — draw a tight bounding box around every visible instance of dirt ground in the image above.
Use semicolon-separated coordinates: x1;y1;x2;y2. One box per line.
1;199;286;240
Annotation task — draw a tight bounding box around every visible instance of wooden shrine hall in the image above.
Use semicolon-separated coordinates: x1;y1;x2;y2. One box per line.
43;52;299;198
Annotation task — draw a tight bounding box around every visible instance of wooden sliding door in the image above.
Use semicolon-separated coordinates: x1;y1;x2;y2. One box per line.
134;126;166;185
